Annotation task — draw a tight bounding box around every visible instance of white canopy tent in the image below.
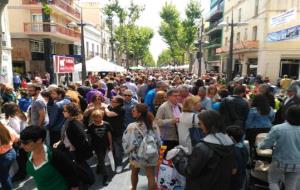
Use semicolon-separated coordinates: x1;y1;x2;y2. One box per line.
73;56;126;82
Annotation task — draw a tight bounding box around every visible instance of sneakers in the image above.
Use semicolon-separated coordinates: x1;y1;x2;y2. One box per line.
115;166;123;174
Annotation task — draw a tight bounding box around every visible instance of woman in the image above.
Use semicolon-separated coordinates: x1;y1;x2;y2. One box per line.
3;102;27;134
152;91;167;116
53;103;94;187
245;94;275;129
257;84;275;109
2;87;16;104
207;85;220;102
83;93;106;126
123;103;161;190
0;122;19;190
172;110;235;190
259;105;300;190
20;126;79;190
104;96;125;173
177;96;201;154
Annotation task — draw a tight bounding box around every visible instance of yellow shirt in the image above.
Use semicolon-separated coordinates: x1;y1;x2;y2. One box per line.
280;78;292;90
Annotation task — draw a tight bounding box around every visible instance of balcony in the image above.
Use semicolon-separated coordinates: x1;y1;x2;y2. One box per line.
24;22;80;42
206;1;224;22
22;0;80;20
216;40;259;54
205;37;222;49
206;20;223;35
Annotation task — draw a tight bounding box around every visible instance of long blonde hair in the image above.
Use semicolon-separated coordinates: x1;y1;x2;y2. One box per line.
0;122;11;145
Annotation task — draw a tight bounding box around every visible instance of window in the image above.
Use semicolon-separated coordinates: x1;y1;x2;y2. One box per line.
252;26;258;40
30;40;44;53
238;8;242;22
254;0;259;16
31;14;43;32
236;32;241;43
244;28;248;41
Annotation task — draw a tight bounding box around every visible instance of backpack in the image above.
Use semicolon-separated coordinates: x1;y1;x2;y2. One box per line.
136;125;159;160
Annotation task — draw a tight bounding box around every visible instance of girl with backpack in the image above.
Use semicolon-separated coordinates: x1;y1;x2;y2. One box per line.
123;103;161;190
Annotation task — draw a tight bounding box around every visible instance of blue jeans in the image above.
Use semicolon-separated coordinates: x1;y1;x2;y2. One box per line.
269;161;300;190
112;136;124;167
0;149;16;190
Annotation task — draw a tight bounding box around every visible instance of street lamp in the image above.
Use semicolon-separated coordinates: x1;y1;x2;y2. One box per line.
218;10;247;82
68;7;87;84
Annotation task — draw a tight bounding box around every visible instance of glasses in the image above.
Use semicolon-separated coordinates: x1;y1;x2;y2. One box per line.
123;94;132;97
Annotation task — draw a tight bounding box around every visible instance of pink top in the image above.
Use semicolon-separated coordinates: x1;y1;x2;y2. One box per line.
0;125;19;155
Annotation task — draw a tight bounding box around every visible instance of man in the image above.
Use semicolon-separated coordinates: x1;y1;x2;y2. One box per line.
274;85;300;124
47;87;71;145
122;90;138;128
177;84;192;105
13;73;21;90
124;76;138;100
137;77;155;103
198;87;213;110
155;89;181;153
145;81;168;113
27;83;49;127
280;75;292;90
219;86;249;129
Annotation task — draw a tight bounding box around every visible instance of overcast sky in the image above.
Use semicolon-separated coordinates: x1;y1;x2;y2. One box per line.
103;0;210;61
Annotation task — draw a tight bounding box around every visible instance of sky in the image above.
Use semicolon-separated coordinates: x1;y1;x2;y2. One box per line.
104;0;210;61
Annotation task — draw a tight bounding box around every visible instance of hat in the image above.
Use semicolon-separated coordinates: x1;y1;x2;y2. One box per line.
287;85;298;93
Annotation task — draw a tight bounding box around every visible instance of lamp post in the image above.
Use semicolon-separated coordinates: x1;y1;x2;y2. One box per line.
218;10;247;82
197;18;204;78
68;7;87;84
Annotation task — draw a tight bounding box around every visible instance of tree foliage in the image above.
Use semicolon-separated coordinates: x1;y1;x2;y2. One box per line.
142;50;156;67
157;49;173;66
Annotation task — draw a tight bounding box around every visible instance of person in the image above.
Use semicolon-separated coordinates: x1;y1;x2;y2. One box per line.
145;81;168;113
198;87;212;110
155;89;181;153
226;125;249;190
274;85;300;124
177;84;192;105
104;96;125;173
2;87;17;104
53;103;94;188
258;105;300;190
257;84;276;109
85;83;103;104
171;110;235;190
152;91;167;116
87;110;112;186
13;73;21;90
191;79;204;96
219;86;249;129
0;122;19;190
280;75;292;90
122;90;138;128
18;91;31;113
27;83;49;127
177;96;201;154
3;102;27;134
47;87;71;146
124;76;138;100
83;93;106;126
65;84;80;105
245;94;275;129
20;126;79;190
122;103;161;190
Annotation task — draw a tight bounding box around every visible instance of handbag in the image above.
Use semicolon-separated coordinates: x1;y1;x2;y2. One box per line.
189;114;205;147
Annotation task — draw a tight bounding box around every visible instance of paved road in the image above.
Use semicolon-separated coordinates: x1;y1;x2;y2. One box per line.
13;157;148;190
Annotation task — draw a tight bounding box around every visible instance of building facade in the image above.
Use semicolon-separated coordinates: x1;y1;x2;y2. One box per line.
204;0;224;72
218;0;300;81
78;0;112;61
8;0;81;77
0;3;13;85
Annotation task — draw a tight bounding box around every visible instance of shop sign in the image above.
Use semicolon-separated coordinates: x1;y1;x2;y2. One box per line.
267;25;300;42
270;8;296;27
53;55;74;73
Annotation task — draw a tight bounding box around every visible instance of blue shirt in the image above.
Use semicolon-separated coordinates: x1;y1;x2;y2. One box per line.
245;108;275;129
123;99;138;128
47;98;71;131
144;89;156;113
259;122;300;165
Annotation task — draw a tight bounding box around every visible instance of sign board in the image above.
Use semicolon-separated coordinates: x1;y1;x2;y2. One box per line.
53;55;75;73
267;25;300;42
270;8;296;27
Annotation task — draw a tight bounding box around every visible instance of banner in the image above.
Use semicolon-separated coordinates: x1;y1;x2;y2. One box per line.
270;8;296;27
267;25;300;42
53;55;75;73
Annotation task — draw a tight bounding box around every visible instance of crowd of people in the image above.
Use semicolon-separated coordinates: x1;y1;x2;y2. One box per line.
0;70;300;190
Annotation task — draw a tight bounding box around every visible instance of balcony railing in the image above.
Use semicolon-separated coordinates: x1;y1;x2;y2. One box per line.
216;40;259;54
22;0;80;19
24;22;80;40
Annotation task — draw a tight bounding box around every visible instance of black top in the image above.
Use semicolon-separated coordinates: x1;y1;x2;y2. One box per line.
104;105;125;137
87;122;111;150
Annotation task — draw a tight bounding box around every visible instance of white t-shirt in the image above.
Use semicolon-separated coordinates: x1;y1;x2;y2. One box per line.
7;117;27;134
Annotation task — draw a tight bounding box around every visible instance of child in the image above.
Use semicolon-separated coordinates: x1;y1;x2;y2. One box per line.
226;125;249;190
87;109;112;186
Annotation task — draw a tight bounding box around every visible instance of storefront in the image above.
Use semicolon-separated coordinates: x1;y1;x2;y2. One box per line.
280;58;300;79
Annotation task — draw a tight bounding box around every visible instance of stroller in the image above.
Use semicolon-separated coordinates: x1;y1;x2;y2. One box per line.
245;128;272;190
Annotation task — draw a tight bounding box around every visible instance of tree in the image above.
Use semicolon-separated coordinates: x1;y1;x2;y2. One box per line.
159;3;181;65
181;0;202;72
157;49;173;66
142;50;156;67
